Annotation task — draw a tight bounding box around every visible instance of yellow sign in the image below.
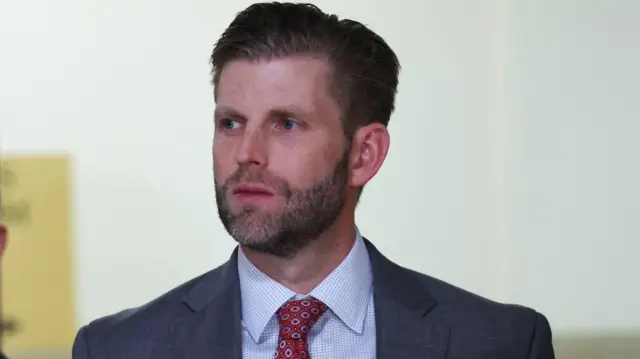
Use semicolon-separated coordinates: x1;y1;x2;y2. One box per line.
1;155;75;351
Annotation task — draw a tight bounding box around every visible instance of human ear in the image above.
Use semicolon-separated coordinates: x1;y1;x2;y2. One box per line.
348;123;390;187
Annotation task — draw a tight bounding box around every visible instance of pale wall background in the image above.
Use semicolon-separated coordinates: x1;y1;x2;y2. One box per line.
1;0;639;355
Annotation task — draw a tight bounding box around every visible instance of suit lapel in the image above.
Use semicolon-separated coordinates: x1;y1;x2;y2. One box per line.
165;240;449;359
365;239;451;359
168;248;243;359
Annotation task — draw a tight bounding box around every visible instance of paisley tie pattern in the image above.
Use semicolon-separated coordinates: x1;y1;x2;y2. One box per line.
274;297;328;359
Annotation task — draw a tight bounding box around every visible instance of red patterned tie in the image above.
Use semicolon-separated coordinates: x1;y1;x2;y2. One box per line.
275;297;328;359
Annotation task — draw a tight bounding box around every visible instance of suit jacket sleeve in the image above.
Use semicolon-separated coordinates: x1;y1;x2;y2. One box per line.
526;312;555;359
72;325;90;359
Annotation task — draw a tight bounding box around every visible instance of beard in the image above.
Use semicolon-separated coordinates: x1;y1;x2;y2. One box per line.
215;151;349;258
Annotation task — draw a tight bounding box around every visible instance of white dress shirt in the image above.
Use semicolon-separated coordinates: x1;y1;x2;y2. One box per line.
237;228;377;359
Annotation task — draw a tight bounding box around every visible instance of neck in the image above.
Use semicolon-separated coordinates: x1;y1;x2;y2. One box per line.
241;212;356;294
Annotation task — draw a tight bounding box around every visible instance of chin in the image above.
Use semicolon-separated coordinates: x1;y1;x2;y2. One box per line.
241;238;297;258
231;201;283;215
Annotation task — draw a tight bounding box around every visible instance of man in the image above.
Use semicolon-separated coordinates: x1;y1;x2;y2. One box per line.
1;224;8;359
73;2;555;358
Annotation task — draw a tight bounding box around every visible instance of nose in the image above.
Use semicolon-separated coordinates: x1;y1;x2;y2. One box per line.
235;127;267;168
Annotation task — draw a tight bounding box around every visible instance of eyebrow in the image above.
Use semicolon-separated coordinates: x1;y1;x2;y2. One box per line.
214;106;245;120
214;105;313;120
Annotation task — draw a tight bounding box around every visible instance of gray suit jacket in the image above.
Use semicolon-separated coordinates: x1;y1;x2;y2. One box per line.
72;239;555;358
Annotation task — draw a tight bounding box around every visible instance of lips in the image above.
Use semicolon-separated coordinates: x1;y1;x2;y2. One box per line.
232;183;274;196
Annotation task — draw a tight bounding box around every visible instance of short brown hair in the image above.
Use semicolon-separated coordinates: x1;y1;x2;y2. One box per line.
210;2;401;139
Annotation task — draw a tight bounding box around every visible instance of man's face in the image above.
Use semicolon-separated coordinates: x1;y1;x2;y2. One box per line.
213;56;350;257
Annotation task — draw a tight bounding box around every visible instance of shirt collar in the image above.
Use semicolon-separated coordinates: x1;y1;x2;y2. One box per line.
237;227;373;343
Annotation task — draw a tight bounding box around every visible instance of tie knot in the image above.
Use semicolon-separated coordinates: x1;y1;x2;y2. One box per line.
276;297;328;340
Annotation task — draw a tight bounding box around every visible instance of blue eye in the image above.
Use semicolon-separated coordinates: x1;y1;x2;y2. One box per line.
220;119;240;130
282;118;297;130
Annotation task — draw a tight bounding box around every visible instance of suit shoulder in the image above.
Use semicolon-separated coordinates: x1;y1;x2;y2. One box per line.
72;255;240;358
366;239;546;332
402;266;531;310
76;263;225;349
394;266;553;356
403;266;546;338
87;272;202;329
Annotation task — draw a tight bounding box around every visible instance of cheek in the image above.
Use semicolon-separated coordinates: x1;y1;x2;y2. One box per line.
269;144;335;187
213;149;234;183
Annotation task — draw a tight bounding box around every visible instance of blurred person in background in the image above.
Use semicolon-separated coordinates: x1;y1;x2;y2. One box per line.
72;2;555;359
0;223;8;359
0;223;6;258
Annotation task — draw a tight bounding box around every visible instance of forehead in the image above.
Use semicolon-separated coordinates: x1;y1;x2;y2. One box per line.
216;56;335;116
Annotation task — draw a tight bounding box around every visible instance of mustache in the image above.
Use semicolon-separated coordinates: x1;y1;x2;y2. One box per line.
222;166;291;196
